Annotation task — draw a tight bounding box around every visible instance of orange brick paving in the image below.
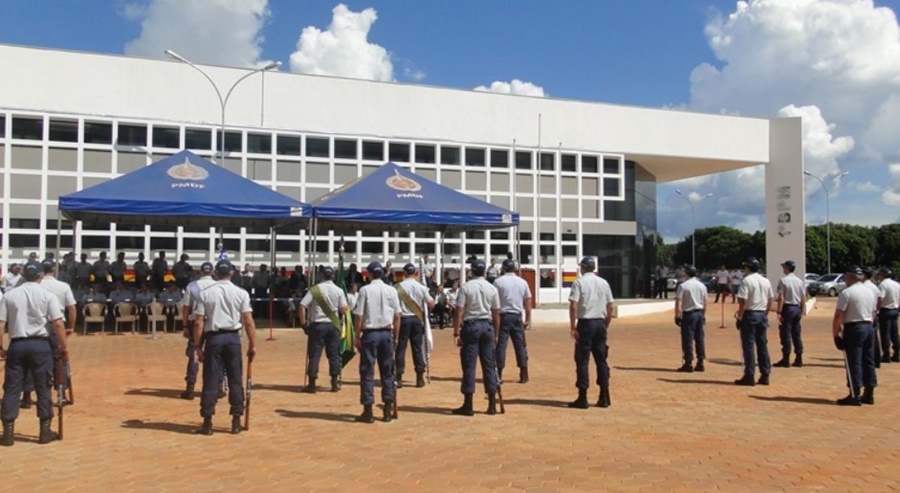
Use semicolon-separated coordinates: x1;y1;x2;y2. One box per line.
2;297;899;492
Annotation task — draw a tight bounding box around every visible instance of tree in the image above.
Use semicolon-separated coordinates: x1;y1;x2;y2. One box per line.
679;226;753;272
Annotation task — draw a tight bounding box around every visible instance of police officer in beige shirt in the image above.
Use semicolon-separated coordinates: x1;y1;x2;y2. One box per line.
734;257;775;386
833;266;877;405
299;266;348;393
568;256;615;409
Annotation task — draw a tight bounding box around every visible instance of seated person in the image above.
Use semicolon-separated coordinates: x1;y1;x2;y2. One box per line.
158;283;183;315
108;282;135;304
134;284;156;308
81;284;107;304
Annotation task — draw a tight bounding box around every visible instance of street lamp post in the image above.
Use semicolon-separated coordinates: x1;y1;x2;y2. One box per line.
804;170;849;274
675;190;713;267
164;50;280;164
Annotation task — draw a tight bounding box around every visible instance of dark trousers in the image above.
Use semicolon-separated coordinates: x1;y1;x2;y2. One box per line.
496;313;528;371
253;288;268;317
680;311;706;365
459;319;498;395
714;284;729;303
656;278;668;298
843;321;877;390
359;330;395;405
779;305;803;357
24;329;59;393
395;316;426;377
307;322;341;379
185;337;199;386
574;318;609;389
878;308;900;357
2;339;54;422
872;319;881;364
200;332;244;418
739;311;771;376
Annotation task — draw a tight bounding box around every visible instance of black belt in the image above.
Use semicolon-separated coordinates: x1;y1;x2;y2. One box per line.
363;328;391;332
744;310;767;313
401;315;419;319
208;329;240;334
578;318;606;322
682;309;703;313
11;336;50;341
501;312;522;316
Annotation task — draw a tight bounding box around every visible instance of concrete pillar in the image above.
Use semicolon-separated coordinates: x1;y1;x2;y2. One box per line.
765;118;805;282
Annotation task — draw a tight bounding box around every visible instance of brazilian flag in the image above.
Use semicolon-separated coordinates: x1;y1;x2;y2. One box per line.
337;240;356;366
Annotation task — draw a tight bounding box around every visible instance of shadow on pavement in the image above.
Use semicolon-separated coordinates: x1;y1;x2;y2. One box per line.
812;357;844;362
255;383;305;393
124;388;184;400
394;405;452;416
657;378;734;386
614;366;680;373
275;409;358;422
121;419;198;435
503;398;568;408
749;395;835;406
706;358;743;367
796;363;843;369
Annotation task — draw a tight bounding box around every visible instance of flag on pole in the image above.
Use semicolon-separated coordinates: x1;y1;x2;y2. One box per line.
337;237;356;366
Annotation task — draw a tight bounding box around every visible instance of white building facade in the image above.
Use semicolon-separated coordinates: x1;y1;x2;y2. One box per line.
0;44;804;302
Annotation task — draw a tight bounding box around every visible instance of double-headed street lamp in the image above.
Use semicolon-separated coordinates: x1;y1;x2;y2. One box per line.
804;170;849;275
675;189;713;267
164;50;281;164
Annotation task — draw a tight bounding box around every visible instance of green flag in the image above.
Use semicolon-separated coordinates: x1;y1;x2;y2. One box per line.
337;238;356;366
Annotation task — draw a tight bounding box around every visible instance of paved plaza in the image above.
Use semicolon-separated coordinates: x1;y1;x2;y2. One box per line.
2;298;899;492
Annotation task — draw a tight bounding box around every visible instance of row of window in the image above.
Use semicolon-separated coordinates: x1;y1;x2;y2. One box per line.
1;115;622;173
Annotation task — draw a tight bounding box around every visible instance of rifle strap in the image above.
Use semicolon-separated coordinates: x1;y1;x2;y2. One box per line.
396;284;426;325
310;285;342;331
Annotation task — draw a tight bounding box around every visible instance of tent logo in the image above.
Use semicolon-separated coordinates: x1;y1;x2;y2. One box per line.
167;159;209;181
386;170;422;192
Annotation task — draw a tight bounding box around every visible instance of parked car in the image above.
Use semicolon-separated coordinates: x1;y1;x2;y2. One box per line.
804;273;820;289
807;273;846;297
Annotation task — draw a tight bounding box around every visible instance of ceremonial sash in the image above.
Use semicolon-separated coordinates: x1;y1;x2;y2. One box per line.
310;285;341;331
396;284;425;325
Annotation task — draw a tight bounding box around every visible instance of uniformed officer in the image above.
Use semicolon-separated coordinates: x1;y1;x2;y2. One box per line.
568;256;615;409
91;251;111;293
0;261;69;446
26;261;77;407
452;258;501;416
674;264;707;372
774;260;807;368
877;267;900;362
833;266;877;405
395;263;435;389
861;267;882;368
180;262;217;400
734;257;776;386
493;258;532;383
353;262;401;423
1;263;22;293
298;266;348;393
192;260;256;435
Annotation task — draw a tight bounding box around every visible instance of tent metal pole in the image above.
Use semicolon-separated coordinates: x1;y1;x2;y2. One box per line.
267;227;276;341
56;211;62;264
439;229;445;289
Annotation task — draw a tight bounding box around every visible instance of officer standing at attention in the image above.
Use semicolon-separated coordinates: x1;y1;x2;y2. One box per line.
860;267;882;368
833;266;878;405
298;266;348;393
353;262;401;423
876;267;900;362
452;259;501;416
0;261;69;446
395;263;435;389
180;262;217;400
774;260;807;368
734;257;775;386
568;256;615;409
493;258;532;383
192;260;256;435
674;265;707;373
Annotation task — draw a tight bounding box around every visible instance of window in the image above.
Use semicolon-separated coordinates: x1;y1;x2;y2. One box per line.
277;135;302;156
540;152;555;171
515;151;532;170
12;117;42;140
223;131;242;153
582;155;599;173
561;154;577;172
152;126;180;148
441;146;460;165
0;115;5;138
306;137;329;158
247;133;272;154
604;157;621;174
84;121;113;144
49;119;79;143
389;142;410;162
465;148;485;167
118;124;147;147
490;149;509;168
185;128;212;150
604;178;621;197
415;144;436;164
334;139;357;159
362;140;384;161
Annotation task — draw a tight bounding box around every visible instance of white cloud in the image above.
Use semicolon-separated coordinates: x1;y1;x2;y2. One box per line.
474;80;546;97
882;164;900;206
852;181;881;193
124;0;270;68
289;4;393;81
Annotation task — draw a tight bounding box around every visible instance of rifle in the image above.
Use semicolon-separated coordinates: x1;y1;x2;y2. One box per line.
392;387;399;420
55;355;73;440
495;366;505;414
244;354;253;431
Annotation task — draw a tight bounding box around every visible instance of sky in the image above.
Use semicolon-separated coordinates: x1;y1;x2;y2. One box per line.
1;0;899;242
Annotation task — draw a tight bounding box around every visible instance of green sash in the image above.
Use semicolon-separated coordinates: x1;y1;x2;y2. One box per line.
396;284;425;324
310;285;341;331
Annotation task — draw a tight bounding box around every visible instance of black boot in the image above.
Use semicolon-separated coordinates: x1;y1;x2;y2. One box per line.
416;372;426;388
383;402;394;423
677;363;693;373
694;360;705;372
330;375;341;393
860;387;875;405
734;374;755;386
773;357;790;368
195;417;213;435
486;394;497;415
568;389;589;409
892;352;900;363
301;378;317;394
519;367;529;384
757;373;770;386
20;392;32;409
452;393;475;416
38;419;59;444
180;383;195;400
881;354;891;364
836;392;861;406
1;421;13;447
597;387;611;408
231;415;242;434
356;404;375;423
792;355;803;367
395;374;404;389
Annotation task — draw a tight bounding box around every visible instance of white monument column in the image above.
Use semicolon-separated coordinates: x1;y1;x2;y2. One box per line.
765;117;805;282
